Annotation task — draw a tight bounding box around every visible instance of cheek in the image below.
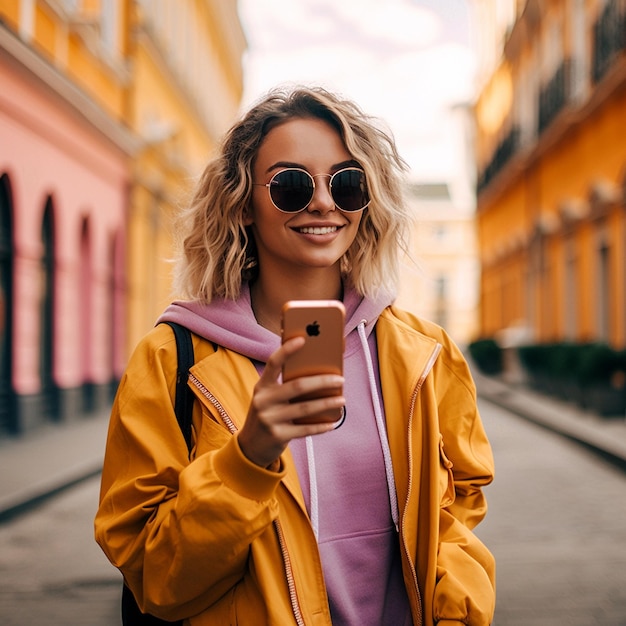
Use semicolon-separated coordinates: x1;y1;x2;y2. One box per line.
245;190;278;226
349;213;364;234
345;215;364;249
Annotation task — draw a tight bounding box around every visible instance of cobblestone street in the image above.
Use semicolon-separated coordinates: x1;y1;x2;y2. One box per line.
477;398;626;626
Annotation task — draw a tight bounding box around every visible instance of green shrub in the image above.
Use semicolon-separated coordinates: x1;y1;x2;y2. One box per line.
518;341;626;387
548;342;577;380
517;344;550;375
468;338;503;375
578;343;626;384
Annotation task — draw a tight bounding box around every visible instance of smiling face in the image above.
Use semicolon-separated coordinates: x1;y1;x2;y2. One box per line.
246;117;363;287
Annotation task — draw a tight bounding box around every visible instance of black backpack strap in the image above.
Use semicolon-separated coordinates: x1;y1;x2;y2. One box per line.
121;322;194;626
162;321;195;454
122;584;178;625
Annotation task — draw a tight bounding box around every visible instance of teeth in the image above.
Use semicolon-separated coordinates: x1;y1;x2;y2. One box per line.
299;226;338;235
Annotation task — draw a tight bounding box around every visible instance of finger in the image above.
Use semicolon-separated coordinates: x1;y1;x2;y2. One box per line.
281;393;346;425
251;374;344;426
284;373;344;401
262;336;305;382
256;373;343;412
292;419;338;438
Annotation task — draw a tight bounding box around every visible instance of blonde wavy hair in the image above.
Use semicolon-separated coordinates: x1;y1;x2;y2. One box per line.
173;86;411;302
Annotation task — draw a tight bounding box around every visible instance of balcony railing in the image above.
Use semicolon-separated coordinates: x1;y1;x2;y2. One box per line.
593;0;625;83
477;127;520;193
538;60;571;133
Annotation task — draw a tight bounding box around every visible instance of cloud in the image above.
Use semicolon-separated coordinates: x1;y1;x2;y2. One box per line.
328;0;442;49
238;0;475;178
241;0;441;51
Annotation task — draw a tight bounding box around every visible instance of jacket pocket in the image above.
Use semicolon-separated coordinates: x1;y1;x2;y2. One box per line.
195;407;232;457
438;434;456;507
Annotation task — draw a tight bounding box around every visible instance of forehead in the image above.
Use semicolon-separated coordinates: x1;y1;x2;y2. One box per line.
255;117;351;169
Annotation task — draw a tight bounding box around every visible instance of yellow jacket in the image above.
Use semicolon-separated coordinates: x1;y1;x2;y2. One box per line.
95;306;495;625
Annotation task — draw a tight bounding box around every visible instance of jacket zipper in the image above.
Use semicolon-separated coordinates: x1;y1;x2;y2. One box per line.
189;373;307;625
189;373;237;434
400;342;442;626
274;519;306;626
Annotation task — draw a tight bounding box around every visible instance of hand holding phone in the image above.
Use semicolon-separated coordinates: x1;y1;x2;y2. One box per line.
281;300;345;424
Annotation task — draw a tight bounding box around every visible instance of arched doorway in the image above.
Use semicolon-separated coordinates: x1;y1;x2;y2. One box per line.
40;199;57;420
80;216;94;412
0;175;15;434
108;231;120;400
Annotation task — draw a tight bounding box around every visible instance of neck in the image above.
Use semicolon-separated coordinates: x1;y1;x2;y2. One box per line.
250;271;343;334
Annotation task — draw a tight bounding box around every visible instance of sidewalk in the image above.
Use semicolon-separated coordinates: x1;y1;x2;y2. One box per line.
0;408;110;521
471;365;626;472
1;370;625;523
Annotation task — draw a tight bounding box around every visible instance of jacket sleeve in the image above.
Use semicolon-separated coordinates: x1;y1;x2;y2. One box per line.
432;340;496;625
94;327;284;621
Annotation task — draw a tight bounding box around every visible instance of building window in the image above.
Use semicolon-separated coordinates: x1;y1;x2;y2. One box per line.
19;0;35;41
564;237;578;340
435;275;448;329
597;234;611;341
0;175;15;434
40;200;57;421
436;275;448;298
433;224;448;241
100;0;120;57
569;0;589;102
518;59;538;146
541;14;563;81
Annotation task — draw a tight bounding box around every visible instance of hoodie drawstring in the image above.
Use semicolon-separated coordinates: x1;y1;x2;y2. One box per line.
306;436;320;539
305;320;400;541
357;320;400;532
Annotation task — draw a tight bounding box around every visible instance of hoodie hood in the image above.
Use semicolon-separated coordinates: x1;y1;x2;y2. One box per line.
157;281;394;364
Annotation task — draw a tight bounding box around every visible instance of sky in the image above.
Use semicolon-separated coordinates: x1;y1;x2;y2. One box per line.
238;0;477;181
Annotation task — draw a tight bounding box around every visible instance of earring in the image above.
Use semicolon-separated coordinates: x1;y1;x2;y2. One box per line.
242;252;258;281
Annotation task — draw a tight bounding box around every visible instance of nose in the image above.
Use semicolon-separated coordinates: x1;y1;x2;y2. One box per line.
307;174;335;214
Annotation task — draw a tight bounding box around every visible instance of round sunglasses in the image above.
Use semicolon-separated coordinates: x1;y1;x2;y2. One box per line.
253;167;370;213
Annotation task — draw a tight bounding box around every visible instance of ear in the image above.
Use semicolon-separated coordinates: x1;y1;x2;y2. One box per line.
242;204;254;226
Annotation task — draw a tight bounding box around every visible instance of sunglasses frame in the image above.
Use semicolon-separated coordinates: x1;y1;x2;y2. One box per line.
253;166;370;213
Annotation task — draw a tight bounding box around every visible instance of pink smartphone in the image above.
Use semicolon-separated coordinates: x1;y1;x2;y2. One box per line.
281;300;345;424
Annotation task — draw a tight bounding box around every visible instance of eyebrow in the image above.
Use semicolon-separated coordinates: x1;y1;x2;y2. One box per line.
265;159;362;174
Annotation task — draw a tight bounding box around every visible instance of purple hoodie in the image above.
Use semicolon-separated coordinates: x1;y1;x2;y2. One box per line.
158;283;413;626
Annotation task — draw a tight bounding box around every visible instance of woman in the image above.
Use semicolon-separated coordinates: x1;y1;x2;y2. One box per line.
95;86;495;625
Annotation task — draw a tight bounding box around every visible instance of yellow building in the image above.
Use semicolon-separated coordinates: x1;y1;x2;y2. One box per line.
126;0;246;352
474;0;626;348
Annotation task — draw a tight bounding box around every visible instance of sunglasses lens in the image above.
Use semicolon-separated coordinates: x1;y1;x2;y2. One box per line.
331;169;369;212
269;170;314;212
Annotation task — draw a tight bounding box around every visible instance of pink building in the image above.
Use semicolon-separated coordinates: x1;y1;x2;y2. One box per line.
0;30;134;434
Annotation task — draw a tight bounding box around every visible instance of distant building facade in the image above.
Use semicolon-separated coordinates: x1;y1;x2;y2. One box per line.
473;0;626;347
397;181;480;347
0;0;245;435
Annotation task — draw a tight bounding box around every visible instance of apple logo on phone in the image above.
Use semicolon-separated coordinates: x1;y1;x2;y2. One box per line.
306;320;320;336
